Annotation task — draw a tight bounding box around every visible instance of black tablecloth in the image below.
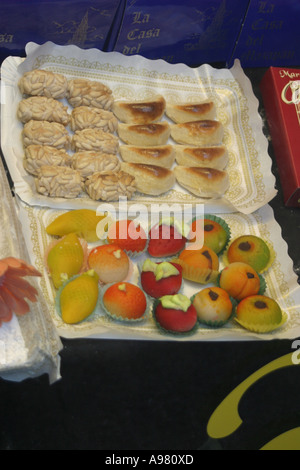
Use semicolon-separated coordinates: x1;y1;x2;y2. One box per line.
0;67;299;451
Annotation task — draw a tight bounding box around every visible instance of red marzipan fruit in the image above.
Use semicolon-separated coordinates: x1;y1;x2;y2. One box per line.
141;262;183;298
148;224;186;257
155;302;197;333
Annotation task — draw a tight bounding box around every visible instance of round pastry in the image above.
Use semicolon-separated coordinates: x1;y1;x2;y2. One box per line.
140;259;183;298
102;282;147;320
189;215;230;254
175;245;219;284
147;219;187;258
107;219;147;254
236;295;284;333
88;243;129;284
219;262;262;301
154;294;197;333
226;235;271;272
192;287;233;325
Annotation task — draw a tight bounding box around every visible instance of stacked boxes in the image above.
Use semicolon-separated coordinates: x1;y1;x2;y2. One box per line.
0;0;122;63
260;67;300;207
231;0;300;67
0;1;299;68
113;0;249;67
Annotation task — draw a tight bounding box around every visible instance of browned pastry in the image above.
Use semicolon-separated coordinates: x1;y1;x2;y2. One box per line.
171;120;224;146
18;69;68;99
174;166;229;198
112;95;166;124
17;96;70;126
118;122;171;146
120;162;175;196
22;120;71;149
166;101;216;123
66;78;114;110
174;145;228;169
119;145;175;168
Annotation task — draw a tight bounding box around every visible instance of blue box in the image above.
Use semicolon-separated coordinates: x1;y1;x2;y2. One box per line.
231;0;300;67
0;0;122;63
113;0;249;67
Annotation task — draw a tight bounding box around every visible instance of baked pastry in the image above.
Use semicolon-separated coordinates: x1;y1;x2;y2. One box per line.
166;101;216;123
35;165;84;199
192;287;233;325
236;295;284;333
102;282;147;321
70;106;118;133
226;235;271;272
59;270;99;324
174;166;229;198
112;95;166;124
107;219;147;254
141;259;183;298
154;294;198;334
117;122;171;146
23;145;72;176
88;244;130;284
219;262;262;301
17;96;70;126
22;120;71;149
66;78;114;110
189;215;230;254
71;128;119;154
174;145;228;170
18;69;68;99
147;219;187;257
71;151;121;178
175;246;219;284
120;163;175;196
85;170;136;201
119;145;175;168
171;120;224;146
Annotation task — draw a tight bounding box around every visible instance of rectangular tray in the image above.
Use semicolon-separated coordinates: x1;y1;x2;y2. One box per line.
1;41;277;214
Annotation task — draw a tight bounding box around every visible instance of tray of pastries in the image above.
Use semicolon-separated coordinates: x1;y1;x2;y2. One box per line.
1;41;277;215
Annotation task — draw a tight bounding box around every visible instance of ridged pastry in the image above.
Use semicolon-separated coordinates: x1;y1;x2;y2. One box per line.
66;78;114;110
166;101;216;123
174;145;228;169
71;128;119;154
120;162;175;196
35;165;84;199
24;145;72;176
17;96;70;126
85;171;136;201
174;166;229;198
117;122;170;146
22;120;71;149
18;69;68;99
112;95;166;124
70;106;118;133
119;145;175;168
71;151;121;178
171;120;224;146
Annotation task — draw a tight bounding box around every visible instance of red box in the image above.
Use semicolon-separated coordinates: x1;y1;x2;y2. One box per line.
260;66;300;207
